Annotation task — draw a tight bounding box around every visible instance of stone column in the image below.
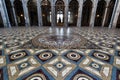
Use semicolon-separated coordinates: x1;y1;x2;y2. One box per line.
64;1;68;27
0;0;11;27
10;0;18;26
21;0;30;27
51;0;55;27
102;2;109;27
90;0;98;27
111;0;120;28
0;2;7;27
77;0;83;27
37;0;43;26
109;0;119;28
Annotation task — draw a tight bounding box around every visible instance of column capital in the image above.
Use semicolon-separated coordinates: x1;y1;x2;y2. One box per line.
105;0;110;7
10;0;14;3
10;0;15;7
79;1;83;5
22;0;29;5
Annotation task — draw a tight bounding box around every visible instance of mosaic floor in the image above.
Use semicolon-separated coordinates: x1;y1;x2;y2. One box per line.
0;27;120;80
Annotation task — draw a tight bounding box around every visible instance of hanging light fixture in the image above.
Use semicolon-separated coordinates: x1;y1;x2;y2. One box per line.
42;0;48;6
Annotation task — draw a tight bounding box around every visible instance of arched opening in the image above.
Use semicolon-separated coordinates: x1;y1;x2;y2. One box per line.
104;0;116;27
94;0;106;27
41;0;51;26
81;0;92;26
116;13;120;28
5;0;15;26
0;12;4;28
14;0;25;26
68;0;79;26
55;0;65;26
28;0;38;26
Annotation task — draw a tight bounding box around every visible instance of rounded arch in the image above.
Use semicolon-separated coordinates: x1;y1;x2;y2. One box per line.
5;0;15;26
104;0;116;27
81;0;93;26
94;0;106;27
55;0;65;8
41;0;51;26
41;0;51;6
68;0;79;26
27;0;38;26
68;0;78;4
54;0;65;5
55;0;65;26
14;0;25;26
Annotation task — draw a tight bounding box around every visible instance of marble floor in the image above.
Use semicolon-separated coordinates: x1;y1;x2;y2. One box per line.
0;27;120;80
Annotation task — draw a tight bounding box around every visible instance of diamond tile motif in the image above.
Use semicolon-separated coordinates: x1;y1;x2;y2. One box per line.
20;68;54;80
67;69;98;80
7;56;41;80
43;57;76;80
79;56;113;80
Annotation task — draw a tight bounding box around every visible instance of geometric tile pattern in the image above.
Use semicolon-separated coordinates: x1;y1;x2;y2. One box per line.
79;56;113;80
23;31;100;49
35;50;57;64
43;57;76;80
89;50;114;64
20;68;53;80
6;50;30;63
67;69;98;80
0;27;120;80
7;56;40;80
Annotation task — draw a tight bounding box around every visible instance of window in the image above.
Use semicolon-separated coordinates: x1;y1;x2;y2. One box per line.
57;11;63;23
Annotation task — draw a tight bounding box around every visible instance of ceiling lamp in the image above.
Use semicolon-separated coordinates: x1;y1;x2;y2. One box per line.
97;14;100;17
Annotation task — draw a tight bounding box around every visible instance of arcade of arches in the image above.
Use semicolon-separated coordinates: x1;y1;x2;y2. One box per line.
0;0;120;28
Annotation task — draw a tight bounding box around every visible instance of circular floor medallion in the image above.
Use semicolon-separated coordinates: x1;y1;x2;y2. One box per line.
67;52;81;60
77;77;89;80
73;74;93;80
93;52;109;60
11;52;26;59
20;63;28;68
30;77;42;80
91;63;99;69
26;74;46;80
39;52;53;60
56;63;64;69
